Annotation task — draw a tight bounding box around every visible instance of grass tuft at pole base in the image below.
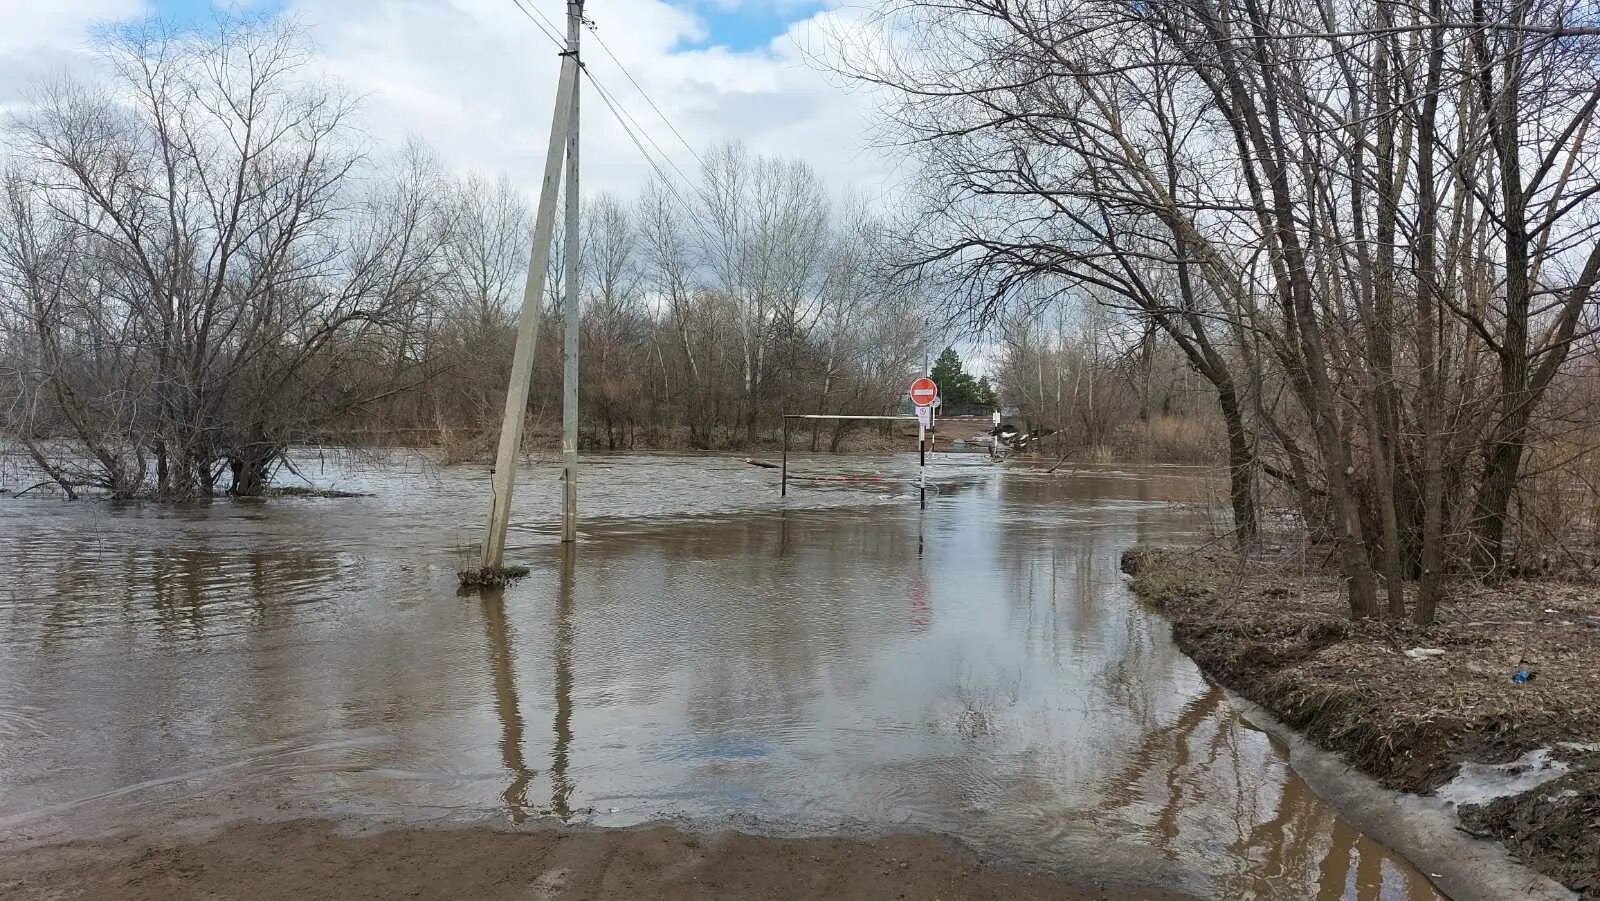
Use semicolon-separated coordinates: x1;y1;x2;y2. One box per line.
456;565;531;588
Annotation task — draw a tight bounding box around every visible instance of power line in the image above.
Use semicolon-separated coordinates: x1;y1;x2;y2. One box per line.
584;68;693;208
522;0;569;43
585;69;698;187
585;29;707;171
512;0;705;173
507;0;564;49
502;0;698;204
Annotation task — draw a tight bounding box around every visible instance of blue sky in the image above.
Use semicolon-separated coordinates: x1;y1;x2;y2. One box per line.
145;0;822;52
149;0;283;25
677;0;829;51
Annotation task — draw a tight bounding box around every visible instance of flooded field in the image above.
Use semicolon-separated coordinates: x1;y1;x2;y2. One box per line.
0;452;1439;899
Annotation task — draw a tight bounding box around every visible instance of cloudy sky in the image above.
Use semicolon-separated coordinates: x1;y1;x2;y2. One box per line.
0;0;904;201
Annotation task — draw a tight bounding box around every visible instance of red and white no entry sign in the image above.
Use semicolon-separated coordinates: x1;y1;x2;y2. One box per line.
910;377;939;407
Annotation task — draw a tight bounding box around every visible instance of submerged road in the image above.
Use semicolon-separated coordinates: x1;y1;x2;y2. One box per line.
0;453;1440;899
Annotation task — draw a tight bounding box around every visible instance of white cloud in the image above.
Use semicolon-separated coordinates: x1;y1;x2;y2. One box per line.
0;0;901;205
0;0;143;54
0;0;143;110
282;0;900;201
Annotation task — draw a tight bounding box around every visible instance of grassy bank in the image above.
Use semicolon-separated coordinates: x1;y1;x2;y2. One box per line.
1121;547;1600;898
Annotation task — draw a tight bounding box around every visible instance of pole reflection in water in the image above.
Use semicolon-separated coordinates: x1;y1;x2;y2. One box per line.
479;548;578;823
480;588;533;822
550;545;575;820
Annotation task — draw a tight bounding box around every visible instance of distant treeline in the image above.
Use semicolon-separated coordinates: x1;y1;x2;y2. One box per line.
0;19;939;500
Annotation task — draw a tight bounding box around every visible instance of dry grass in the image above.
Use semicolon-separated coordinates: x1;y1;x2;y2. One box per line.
1110;415;1222;464
436;427;495;465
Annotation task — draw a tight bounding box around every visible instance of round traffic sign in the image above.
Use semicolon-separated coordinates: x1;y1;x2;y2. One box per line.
910;377;938;407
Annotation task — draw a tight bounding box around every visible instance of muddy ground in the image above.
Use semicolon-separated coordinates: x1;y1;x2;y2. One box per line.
1122;546;1600;898
0;819;1196;901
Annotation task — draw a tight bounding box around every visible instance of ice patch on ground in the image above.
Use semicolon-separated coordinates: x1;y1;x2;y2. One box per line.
1436;748;1570;807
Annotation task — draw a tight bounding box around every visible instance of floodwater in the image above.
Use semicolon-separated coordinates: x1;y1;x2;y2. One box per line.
0;452;1440;899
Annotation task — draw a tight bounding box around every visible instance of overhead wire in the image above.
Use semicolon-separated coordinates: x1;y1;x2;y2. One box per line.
585;29;708;171
583;70;699;188
518;0;569;47
584;70;695;209
503;0;700;206
507;0;564;49
514;0;704;171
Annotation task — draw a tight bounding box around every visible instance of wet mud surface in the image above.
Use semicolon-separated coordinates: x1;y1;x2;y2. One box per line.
0;453;1442;899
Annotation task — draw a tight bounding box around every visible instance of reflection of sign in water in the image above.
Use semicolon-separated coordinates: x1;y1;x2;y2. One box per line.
909;575;930;632
910;377;938;407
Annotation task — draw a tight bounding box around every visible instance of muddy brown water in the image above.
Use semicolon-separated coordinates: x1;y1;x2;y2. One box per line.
0;452;1439;899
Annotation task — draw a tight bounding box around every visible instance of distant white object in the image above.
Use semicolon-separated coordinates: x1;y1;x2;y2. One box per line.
1403;647;1447;660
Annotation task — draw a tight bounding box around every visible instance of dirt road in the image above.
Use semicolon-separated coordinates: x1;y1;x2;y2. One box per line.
0;819;1195;901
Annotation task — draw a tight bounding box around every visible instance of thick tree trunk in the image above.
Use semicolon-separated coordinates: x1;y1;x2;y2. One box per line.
1413;0;1448;624
169;443;199;502
1210;3;1379;617
1465;1;1535;572
1217;382;1258;543
155;440;170;496
228;441;285;497
229;457;267;497
1472;429;1526;570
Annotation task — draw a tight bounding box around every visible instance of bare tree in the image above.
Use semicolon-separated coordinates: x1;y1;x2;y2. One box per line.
841;0;1600;621
1;18;447;497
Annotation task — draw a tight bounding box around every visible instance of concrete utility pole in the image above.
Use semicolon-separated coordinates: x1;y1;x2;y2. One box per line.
560;0;583;545
479;36;581;572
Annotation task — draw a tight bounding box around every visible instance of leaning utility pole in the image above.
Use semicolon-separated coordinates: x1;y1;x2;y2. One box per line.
478;20;582;573
560;0;583;544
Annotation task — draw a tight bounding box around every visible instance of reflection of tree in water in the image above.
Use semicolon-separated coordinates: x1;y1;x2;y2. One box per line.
647;519;895;736
993;519;1184;732
479;549;578;824
1094;684;1225;817
7;524;350;645
141;547;343;637
1092;686;1437;900
974;502;1433;898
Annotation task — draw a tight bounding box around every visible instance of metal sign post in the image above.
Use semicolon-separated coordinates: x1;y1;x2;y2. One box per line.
776;412;931;510
915;404;933;509
910;377;938;511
